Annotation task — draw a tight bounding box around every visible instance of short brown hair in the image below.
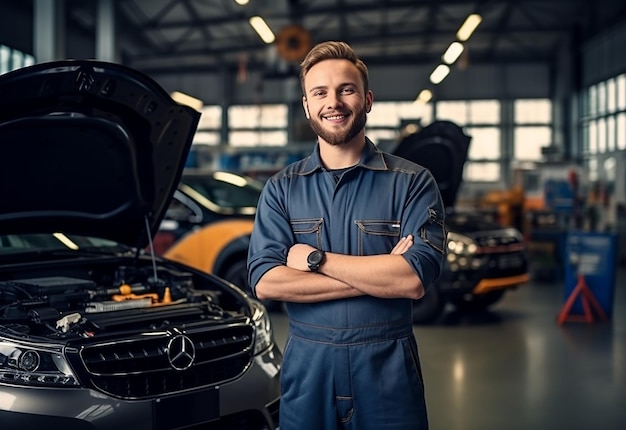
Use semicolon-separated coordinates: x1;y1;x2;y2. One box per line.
299;41;369;95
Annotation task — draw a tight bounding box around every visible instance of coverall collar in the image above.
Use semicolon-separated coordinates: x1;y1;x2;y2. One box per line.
300;137;389;175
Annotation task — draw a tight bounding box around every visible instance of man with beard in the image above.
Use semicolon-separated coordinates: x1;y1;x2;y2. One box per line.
247;41;446;430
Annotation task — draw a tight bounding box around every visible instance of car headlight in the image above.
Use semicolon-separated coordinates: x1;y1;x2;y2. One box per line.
447;232;478;255
446;232;486;271
0;340;79;387
249;300;273;355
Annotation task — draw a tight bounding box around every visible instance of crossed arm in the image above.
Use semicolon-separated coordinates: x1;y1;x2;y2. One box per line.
254;235;425;303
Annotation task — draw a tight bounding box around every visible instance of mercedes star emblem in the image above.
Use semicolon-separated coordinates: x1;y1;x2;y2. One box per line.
166;334;196;371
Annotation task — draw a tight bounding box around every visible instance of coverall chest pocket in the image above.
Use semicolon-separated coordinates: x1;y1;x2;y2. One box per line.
290;218;323;249
355;220;401;255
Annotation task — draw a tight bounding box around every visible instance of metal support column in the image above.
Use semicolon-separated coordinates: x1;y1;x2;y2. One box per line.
34;0;65;63
96;0;118;62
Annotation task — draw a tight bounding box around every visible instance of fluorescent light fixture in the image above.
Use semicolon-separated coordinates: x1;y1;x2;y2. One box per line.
53;233;79;250
457;14;482;41
442;42;464;64
170;91;203;111
429;64;450;85
213;171;248;187
249;16;275;44
415;89;433;104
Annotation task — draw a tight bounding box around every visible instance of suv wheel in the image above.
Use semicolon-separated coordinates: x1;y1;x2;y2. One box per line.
222;258;249;290
412;287;445;324
450;290;505;311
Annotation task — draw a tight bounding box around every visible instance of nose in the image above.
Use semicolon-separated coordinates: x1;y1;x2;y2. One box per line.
326;91;343;109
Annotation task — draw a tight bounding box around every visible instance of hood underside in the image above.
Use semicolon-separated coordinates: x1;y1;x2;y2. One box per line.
393;120;470;208
0;60;201;248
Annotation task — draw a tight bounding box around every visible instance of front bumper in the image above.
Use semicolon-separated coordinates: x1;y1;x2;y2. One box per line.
0;345;281;430
439;251;529;297
472;273;530;294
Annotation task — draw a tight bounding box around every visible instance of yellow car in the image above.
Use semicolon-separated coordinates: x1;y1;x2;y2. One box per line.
153;170;262;293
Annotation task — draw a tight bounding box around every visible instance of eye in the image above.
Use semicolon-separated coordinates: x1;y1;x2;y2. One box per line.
341;87;356;95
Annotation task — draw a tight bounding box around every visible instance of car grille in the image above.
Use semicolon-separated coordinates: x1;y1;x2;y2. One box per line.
77;323;254;399
474;231;528;277
472;230;525;252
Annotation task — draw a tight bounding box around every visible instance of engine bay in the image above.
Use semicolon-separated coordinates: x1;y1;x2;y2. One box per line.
0;257;248;340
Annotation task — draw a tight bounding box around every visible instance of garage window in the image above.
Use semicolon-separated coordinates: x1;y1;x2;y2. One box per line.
228;104;288;147
435;100;501;182
0;45;35;75
513;99;552;162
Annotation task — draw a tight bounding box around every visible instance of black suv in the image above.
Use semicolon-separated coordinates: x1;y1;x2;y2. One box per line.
394;121;530;323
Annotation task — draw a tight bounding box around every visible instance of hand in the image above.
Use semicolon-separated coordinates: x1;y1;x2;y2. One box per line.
286;243;316;271
391;235;413;255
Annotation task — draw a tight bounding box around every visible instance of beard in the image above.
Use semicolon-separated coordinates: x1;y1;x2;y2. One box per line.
308;103;367;146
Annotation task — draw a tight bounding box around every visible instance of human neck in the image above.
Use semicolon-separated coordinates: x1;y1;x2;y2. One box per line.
318;135;365;169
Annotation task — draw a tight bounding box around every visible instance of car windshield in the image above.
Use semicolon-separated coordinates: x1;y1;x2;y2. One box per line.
0;234;126;256
182;172;264;209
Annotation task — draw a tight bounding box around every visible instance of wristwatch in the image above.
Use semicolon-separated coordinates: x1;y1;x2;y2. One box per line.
307;249;326;272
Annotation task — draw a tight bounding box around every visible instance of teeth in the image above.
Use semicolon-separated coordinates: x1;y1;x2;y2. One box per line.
325;115;344;120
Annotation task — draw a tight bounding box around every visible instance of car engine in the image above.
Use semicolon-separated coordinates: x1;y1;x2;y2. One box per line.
0;261;247;339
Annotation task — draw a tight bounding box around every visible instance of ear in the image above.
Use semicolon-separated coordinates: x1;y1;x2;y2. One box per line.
302;96;310;119
365;90;373;113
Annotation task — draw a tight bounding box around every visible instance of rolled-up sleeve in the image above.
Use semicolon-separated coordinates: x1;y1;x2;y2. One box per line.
400;169;447;290
247;178;293;297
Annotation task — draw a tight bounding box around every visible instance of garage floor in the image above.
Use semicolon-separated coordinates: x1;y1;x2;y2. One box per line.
269;266;626;430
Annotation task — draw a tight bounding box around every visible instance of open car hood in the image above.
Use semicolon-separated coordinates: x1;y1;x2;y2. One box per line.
393;120;470;208
0;60;200;248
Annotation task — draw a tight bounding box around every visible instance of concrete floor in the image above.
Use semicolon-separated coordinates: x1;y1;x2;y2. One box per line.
269;266;626;430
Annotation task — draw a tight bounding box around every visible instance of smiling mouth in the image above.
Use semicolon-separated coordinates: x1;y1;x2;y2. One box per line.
324;114;348;121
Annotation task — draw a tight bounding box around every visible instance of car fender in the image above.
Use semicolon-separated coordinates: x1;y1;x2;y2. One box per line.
163;219;254;274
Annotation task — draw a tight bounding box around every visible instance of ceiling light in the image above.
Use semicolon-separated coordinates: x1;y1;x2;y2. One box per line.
234;0;249;4
249;16;275;44
170;91;203;111
429;64;450;85
456;14;482;41
403;123;420;135
415;89;433;104
442;42;464;65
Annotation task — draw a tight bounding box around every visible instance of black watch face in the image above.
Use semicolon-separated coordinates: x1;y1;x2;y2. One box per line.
308;250;324;265
308;250;325;271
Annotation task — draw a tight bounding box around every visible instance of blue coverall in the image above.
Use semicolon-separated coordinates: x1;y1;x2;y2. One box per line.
247;139;447;430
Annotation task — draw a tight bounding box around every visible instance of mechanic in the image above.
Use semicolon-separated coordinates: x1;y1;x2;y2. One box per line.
247;40;446;430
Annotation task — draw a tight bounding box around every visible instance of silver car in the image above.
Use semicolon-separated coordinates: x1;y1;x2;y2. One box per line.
0;60;281;429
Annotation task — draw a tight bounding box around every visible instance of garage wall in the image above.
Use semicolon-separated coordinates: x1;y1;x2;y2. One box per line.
582;23;626;86
150;62;550;106
0;4;32;54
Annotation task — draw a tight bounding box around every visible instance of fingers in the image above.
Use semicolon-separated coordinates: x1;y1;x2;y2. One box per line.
390;234;413;254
